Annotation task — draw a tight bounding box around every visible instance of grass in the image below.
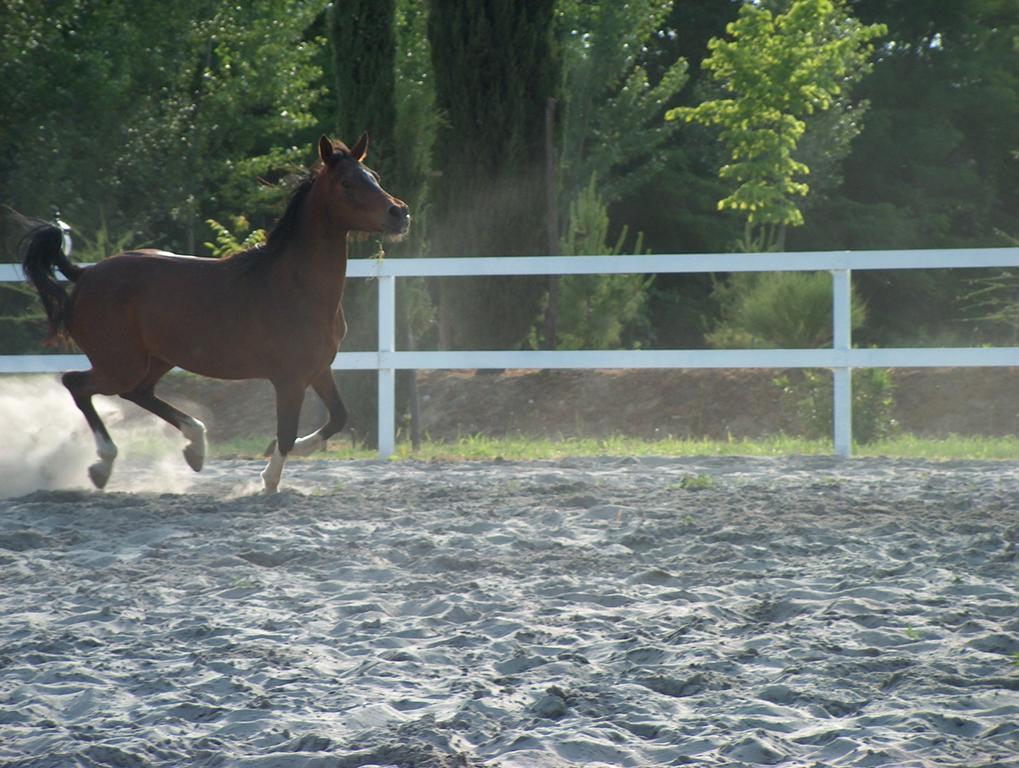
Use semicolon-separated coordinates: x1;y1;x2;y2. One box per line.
208;433;1019;462
856;434;1019;461
668;474;716;491
212;435;376;461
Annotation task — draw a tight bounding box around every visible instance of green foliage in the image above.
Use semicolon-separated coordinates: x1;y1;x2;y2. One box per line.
777;367;898;444
1;1;324;252
560;177;638;258
0;281;47;354
791;1;1019;345
832;0;1019;250
330;0;396;172
961;230;1019;344
556;0;688;206
671;473;715;491
554;177;651;350
0;284;36;317
71;213;141;264
203;217;267;258
392;0;437;225
607;2;745;260
330;1;434;289
427;0;560;350
548;1;685;353
4;0;1019;365
961;268;1019;344
0;313;49;354
708;271;866;349
324;0;436;450
708;269;893;444
667;0;885;250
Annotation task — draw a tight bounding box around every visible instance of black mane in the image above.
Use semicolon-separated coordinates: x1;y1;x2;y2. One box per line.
227;171;317;272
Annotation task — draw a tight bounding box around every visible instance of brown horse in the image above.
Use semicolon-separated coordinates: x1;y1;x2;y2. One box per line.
21;134;409;491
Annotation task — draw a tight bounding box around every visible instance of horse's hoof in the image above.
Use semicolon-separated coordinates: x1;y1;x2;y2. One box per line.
183;444;205;473
88;461;112;489
260;468;278;494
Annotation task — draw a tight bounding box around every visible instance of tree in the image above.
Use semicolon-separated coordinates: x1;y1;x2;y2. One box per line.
541;1;686;351
667;0;885;251
554;177;651;350
830;0;1018;250
0;1;324;253
327;0;436;446
602;1;742;352
797;0;1019;344
391;0;438;230
427;0;559;351
328;0;436;276
330;0;397;175
556;0;688;208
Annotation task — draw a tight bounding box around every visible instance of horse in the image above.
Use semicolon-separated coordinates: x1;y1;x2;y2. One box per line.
21;133;409;492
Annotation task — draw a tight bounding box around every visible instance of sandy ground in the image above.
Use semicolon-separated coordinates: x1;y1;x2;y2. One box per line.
1;455;1019;767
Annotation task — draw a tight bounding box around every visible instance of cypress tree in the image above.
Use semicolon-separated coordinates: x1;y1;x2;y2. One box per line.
330;0;397;173
427;0;559;350
328;1;398;447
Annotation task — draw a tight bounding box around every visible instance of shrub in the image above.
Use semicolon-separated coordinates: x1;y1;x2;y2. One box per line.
776;367;898;444
709;270;895;444
204;217;267;258
553;176;652;350
708;271;866;349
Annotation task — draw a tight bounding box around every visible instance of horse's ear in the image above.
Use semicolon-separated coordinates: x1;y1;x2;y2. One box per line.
351;131;369;162
318;135;334;163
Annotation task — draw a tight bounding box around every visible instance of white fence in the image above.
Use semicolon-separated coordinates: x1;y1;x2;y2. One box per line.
3;248;1019;459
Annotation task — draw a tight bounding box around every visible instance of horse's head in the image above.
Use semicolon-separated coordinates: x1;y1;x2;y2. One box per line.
313;134;410;237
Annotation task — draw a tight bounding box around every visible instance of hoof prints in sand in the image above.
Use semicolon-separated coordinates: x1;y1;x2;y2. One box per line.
1;456;1018;766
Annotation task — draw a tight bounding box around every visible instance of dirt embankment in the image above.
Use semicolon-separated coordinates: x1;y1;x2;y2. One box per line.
151;367;1019;444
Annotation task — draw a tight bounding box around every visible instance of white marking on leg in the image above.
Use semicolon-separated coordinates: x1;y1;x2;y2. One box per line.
290;431;326;457
180;416;206;453
260;445;286;493
180;416;207;472
89;432;118;489
95;432;118;461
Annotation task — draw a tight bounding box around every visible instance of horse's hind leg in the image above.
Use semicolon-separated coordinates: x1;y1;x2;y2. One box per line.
120;363;207;472
63;370;119;489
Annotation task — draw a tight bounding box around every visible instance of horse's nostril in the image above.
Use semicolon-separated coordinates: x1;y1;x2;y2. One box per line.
389;205;407;219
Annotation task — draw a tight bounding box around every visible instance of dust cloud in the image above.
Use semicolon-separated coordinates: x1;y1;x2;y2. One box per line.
0;376;199;498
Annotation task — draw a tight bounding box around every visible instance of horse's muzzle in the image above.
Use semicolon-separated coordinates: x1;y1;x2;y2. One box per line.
386;204;411;236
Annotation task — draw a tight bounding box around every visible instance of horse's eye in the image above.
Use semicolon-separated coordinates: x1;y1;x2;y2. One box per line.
341;179;352;189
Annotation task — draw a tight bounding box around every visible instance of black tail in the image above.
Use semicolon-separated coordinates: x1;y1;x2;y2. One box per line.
21;224;83;342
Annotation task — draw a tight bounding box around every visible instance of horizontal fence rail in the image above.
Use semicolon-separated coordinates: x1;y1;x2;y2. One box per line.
3;249;1019;458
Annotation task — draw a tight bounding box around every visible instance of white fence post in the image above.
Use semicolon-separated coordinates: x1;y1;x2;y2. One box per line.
831;268;853;458
377;274;396;459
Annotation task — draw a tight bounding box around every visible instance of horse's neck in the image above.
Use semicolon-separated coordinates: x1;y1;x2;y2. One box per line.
275;232;349;312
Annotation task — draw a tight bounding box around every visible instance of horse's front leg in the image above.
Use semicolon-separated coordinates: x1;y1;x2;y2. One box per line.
287;368;348;457
261;380;304;493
